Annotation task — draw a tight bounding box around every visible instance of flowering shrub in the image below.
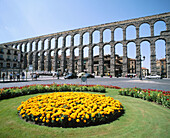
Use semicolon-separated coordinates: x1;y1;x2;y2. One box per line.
119;88;170;108
0;84;106;100
17;92;124;127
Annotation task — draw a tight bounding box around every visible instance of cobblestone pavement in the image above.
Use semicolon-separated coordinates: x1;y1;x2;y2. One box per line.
0;76;170;91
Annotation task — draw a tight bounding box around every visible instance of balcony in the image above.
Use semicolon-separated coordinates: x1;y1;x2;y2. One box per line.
13;59;17;62
0;51;4;54
14;52;18;55
7;52;11;55
6;58;11;61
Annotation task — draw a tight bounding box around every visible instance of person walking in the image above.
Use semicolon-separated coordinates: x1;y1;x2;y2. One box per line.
13;73;16;81
22;72;25;80
9;73;13;81
2;73;5;82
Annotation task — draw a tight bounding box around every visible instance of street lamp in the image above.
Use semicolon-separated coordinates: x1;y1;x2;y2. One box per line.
136;55;145;80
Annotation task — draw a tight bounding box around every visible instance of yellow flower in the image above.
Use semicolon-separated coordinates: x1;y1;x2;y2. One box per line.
46;114;51;119
84;120;86;123
76;119;80;123
61;117;64;120
68;118;72;121
35;118;38;121
56;118;59;121
46;119;49;123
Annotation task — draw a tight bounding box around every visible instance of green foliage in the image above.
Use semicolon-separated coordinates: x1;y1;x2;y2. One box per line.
119;88;170;108
0;84;106;100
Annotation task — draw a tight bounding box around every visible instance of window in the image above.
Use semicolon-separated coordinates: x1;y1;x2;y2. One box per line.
0;63;3;67
0;55;3;60
7;63;10;68
13;63;17;68
0;48;3;53
7;50;11;54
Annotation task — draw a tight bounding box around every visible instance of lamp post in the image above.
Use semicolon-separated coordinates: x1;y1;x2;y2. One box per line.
136;55;145;80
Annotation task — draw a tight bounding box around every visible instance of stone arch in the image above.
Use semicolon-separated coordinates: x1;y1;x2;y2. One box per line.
23;53;28;69
66;35;71;47
83;46;89;71
32;41;36;51
48;50;55;71
127;42;136;74
140;41;151;73
73;47;79;73
26;42;30;52
126;25;136;40
155;39;166;77
28;52;33;65
83;32;89;45
58;36;63;48
23;42;28;53
154;20;166;36
127;42;136;59
57;49;62;70
114;43;123;76
38;40;42;51
92;45;99;75
103;29;111;43
92;30;100;44
65;48;70;71
114;27;123;41
34;51;39;71
51;37;55;49
74;34;80;46
103;44;111;74
155;39;166;60
44;39;48;50
139;23;151;37
21;43;25;53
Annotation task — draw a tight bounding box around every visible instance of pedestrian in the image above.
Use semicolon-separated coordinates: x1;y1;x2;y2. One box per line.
57;72;59;79
17;73;20;81
10;72;13;81
2;73;5;82
22;72;25;80
13;73;16;81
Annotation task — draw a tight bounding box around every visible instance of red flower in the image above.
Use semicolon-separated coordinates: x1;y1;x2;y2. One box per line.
167;99;169;101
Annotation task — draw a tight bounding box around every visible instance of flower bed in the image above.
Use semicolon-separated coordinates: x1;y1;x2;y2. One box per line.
119;88;170;108
0;84;106;100
17;92;124;127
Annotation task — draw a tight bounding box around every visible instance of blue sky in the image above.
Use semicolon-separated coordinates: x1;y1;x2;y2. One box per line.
0;0;170;71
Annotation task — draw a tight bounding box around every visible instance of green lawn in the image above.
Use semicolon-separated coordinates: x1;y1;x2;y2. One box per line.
0;89;169;138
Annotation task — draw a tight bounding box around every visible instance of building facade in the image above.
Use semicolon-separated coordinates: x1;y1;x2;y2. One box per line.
156;58;167;77
141;67;149;77
0;12;170;78
0;45;22;78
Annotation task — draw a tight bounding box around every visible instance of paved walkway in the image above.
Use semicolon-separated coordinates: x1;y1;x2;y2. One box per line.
0;76;170;91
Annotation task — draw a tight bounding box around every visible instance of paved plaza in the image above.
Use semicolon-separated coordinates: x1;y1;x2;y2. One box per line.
0;76;170;91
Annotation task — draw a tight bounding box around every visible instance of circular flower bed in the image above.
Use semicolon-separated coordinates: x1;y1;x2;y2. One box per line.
17;92;124;127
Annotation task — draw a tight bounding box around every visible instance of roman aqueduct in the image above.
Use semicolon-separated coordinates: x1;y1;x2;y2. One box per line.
1;12;170;78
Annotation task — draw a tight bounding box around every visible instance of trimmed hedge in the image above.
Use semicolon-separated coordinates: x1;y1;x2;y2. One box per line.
0;84;106;100
119;88;170;108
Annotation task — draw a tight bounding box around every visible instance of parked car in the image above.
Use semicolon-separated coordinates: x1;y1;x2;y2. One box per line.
145;75;162;79
77;72;85;78
126;74;137;78
85;73;95;78
64;73;78;79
